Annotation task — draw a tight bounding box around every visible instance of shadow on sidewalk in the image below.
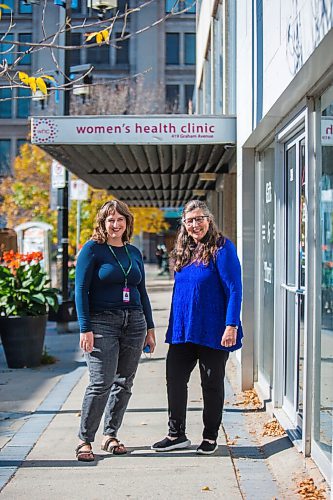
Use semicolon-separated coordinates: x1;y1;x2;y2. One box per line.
0;439;293;468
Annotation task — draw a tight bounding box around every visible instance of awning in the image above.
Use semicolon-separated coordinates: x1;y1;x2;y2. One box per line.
31;115;236;207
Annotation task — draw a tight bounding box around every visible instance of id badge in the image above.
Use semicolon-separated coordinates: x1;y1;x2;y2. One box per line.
123;287;130;303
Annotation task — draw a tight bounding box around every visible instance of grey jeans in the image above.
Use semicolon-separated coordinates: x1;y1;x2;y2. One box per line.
79;309;146;443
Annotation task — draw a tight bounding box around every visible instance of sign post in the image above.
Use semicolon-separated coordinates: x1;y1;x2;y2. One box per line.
70;179;89;254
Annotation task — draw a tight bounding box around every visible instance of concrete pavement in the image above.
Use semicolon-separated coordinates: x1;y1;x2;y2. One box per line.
0;267;330;499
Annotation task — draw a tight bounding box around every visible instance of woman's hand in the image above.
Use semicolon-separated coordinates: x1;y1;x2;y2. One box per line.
144;328;156;354
80;332;94;353
221;326;237;348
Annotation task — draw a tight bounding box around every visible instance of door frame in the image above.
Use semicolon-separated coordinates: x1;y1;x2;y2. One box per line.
273;107;314;455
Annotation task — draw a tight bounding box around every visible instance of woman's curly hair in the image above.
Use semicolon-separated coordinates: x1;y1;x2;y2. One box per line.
91;200;134;244
172;200;224;272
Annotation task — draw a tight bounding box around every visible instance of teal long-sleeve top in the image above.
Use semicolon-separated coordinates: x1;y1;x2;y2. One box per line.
166;238;243;352
75;240;154;333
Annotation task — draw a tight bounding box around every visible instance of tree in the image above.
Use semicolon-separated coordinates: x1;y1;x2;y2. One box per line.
0;0;194;103
0;143;169;255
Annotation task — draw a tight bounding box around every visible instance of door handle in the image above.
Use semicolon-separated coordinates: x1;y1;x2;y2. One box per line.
280;283;305;295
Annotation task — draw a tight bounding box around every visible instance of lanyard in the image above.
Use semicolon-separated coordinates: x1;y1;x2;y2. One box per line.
107;244;132;286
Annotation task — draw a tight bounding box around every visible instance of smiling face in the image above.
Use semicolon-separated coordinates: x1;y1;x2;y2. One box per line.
105;210;127;245
183;208;210;243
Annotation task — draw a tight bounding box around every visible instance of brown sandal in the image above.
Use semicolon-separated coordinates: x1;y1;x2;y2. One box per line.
101;437;127;455
76;443;95;462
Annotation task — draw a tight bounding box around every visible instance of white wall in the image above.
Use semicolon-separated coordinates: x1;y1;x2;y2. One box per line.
237;0;333;147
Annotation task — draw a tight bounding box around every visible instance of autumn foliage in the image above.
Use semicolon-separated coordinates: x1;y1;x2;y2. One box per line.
0;143;169;255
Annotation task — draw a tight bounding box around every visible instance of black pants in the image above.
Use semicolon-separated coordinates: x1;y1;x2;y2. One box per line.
166;343;229;441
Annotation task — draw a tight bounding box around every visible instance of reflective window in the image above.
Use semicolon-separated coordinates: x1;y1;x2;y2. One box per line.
0;33;14;65
70;32;81;66
314;85;333;466
17;87;30;118
115;32;129;65
165;0;195;13
18;0;32;14
1;0;13;14
166;33;179;65
185;84;194;113
165;84;179;113
16;139;27;156
18;33;32;65
0;140;11;176
184;33;195;65
0;87;12;118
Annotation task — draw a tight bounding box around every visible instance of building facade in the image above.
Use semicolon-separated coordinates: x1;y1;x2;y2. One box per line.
196;0;333;486
0;0;196;176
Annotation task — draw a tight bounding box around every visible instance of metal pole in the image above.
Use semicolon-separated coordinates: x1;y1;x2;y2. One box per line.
56;0;71;331
76;199;81;255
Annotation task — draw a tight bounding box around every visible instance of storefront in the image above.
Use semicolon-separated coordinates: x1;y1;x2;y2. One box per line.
253;85;333;483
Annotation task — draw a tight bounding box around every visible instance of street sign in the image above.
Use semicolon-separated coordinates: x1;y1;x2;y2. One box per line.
70;179;89;201
51;160;66;188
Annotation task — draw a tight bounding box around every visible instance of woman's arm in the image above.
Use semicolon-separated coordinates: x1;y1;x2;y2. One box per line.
137;256;155;331
75;242;96;333
216;240;243;327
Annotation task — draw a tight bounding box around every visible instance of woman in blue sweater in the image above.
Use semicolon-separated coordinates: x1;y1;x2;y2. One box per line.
75;200;155;462
152;200;243;455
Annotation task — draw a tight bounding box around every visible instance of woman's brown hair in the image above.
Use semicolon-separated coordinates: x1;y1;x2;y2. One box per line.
172;200;223;271
91;200;134;244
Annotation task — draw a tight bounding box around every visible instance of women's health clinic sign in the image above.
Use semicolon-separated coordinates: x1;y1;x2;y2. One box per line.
31;116;236;145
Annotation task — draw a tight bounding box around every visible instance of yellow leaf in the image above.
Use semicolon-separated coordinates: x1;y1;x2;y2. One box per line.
19;71;30;85
28;77;37;93
0;4;11;9
96;32;103;45
101;29;109;42
36;77;47;95
85;32;97;43
40;74;55;82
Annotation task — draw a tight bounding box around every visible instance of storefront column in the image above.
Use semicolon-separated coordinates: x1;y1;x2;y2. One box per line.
237;147;255;390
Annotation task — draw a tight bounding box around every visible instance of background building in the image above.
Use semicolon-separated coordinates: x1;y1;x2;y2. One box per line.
0;0;196;175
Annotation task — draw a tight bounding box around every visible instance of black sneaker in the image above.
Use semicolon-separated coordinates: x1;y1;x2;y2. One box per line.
151;435;191;452
196;440;218;455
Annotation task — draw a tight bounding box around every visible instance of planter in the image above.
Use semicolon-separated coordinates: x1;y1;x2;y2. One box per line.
0;315;47;368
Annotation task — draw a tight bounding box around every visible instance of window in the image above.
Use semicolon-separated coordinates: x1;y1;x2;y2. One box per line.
115;32;129;65
166;33;179;65
86;34;109;65
0;33;14;65
70;32;81;66
0;87;12;118
18;0;32;14
185;84;194;113
2;0;14;14
166;84;179;113
0;140;11;177
118;0;129;12
71;0;82;13
17;87;30;118
18;33;32;65
16;139;27;156
184;33;195;65
166;0;195;13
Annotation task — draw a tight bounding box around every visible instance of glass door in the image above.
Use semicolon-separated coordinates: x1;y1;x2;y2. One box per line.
282;134;306;429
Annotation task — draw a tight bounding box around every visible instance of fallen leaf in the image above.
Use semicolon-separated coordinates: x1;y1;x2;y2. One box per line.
201;486;211;491
296;478;326;499
262;418;286;437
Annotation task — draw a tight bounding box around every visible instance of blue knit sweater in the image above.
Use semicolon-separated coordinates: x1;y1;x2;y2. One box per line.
75;240;154;333
166;239;243;351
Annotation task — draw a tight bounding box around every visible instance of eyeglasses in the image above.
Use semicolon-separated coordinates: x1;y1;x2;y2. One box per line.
183;215;209;226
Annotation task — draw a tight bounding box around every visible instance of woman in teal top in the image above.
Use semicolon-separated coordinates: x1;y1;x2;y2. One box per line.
75;200;156;462
152;200;243;455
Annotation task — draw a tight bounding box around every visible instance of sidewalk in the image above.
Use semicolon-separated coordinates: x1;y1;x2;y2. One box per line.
0;268;330;499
